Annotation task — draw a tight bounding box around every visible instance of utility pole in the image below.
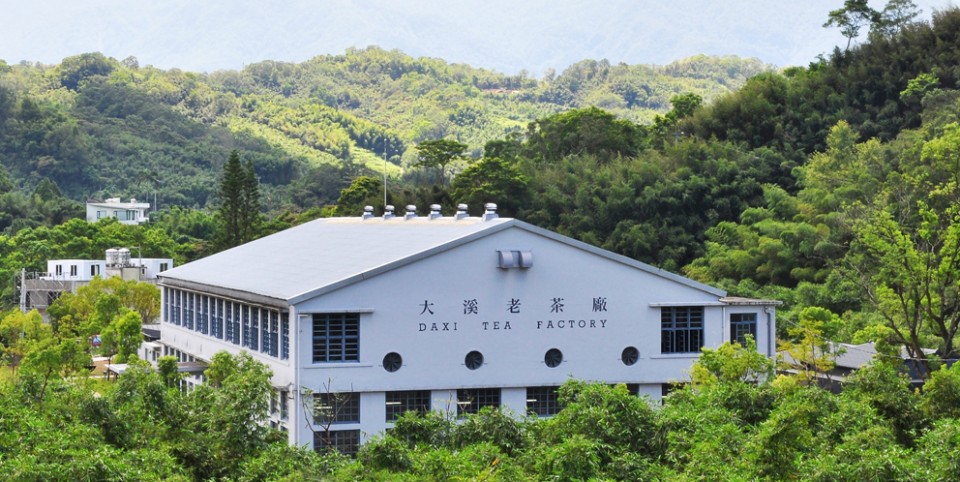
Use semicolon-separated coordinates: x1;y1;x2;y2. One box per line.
19;268;27;313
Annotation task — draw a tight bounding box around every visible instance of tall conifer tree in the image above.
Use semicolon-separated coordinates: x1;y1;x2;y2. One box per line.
216;150;260;249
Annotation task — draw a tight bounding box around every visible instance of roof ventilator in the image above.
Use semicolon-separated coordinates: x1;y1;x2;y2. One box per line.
383;205;395;220
455;203;469;220
483;203;498;221
404;205;418;220
362;205;374;220
429;204;442;220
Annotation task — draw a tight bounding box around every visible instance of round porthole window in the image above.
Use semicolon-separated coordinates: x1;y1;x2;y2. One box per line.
383;352;402;372
465;350;484;370
544;348;563;368
621;346;639;366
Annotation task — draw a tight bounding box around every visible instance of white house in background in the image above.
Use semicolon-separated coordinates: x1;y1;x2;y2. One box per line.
21;248;173;317
86;198;150;224
157;204;780;455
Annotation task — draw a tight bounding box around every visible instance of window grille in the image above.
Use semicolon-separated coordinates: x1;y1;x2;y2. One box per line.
661;306;704;354
312;313;359;362
457;388;500;418
313;392;360;424
731;313;758;347
385;390;430;422
526;386;561;417
314;430;360;457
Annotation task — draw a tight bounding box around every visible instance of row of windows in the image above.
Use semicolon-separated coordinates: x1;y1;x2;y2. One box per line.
163;288;290;360
310;386;587;426
328;387;625;454
660;307;759;354
162;345;196;363
53;264;93;276
312;384;642;456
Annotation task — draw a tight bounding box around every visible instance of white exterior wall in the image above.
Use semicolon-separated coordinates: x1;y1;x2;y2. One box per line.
287;228;774;446
42;258;171;281
43;260;106;280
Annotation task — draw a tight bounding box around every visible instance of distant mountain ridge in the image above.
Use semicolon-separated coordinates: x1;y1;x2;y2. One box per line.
0;48;769;210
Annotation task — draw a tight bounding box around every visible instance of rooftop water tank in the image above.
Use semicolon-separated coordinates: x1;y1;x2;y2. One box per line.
118;248;131;267
105;248;119;266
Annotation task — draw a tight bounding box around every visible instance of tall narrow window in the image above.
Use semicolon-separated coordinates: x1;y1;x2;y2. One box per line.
232;303;242;345
312;313;359;363
185;292;194;330
70;265;77;276
281;312;290;360
173;290;181;326
249;308;259;351
279;390;289;420
214;299;224;339
163;287;169;322
200;296;209;335
242;305;251;348
260;308;270;355
661;306;704;354
267;312;277;357
225;301;234;342
731;313;758;347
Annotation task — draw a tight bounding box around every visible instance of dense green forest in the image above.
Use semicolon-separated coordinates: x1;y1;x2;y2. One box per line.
4;306;960;480
0;47;767;210
3;1;960;479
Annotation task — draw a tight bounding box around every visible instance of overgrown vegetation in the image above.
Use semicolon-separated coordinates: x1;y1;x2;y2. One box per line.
2;2;960;478
4;330;960;480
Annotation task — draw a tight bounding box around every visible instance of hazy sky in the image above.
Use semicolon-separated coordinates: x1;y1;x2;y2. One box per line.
3;1;956;75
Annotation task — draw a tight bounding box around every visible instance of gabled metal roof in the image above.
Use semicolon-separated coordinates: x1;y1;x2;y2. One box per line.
159;216;726;304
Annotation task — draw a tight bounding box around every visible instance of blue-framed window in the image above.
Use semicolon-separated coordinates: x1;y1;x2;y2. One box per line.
661;306;704;354
213;299;224;339
312;313;359;363
731;313;757;347
281;312;290;360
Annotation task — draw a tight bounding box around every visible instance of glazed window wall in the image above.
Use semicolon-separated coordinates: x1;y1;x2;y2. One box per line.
162;287;290;360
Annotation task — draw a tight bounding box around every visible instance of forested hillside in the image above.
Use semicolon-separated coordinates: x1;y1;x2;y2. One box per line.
0;48;766;213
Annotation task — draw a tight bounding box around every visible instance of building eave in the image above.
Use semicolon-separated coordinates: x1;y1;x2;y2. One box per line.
159;276;290;309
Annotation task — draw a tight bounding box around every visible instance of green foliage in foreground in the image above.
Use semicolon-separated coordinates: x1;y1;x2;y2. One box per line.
4;338;960;480
329;344;960;481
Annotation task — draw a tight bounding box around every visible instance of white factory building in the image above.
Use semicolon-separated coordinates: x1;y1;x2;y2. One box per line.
158;204;778;455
